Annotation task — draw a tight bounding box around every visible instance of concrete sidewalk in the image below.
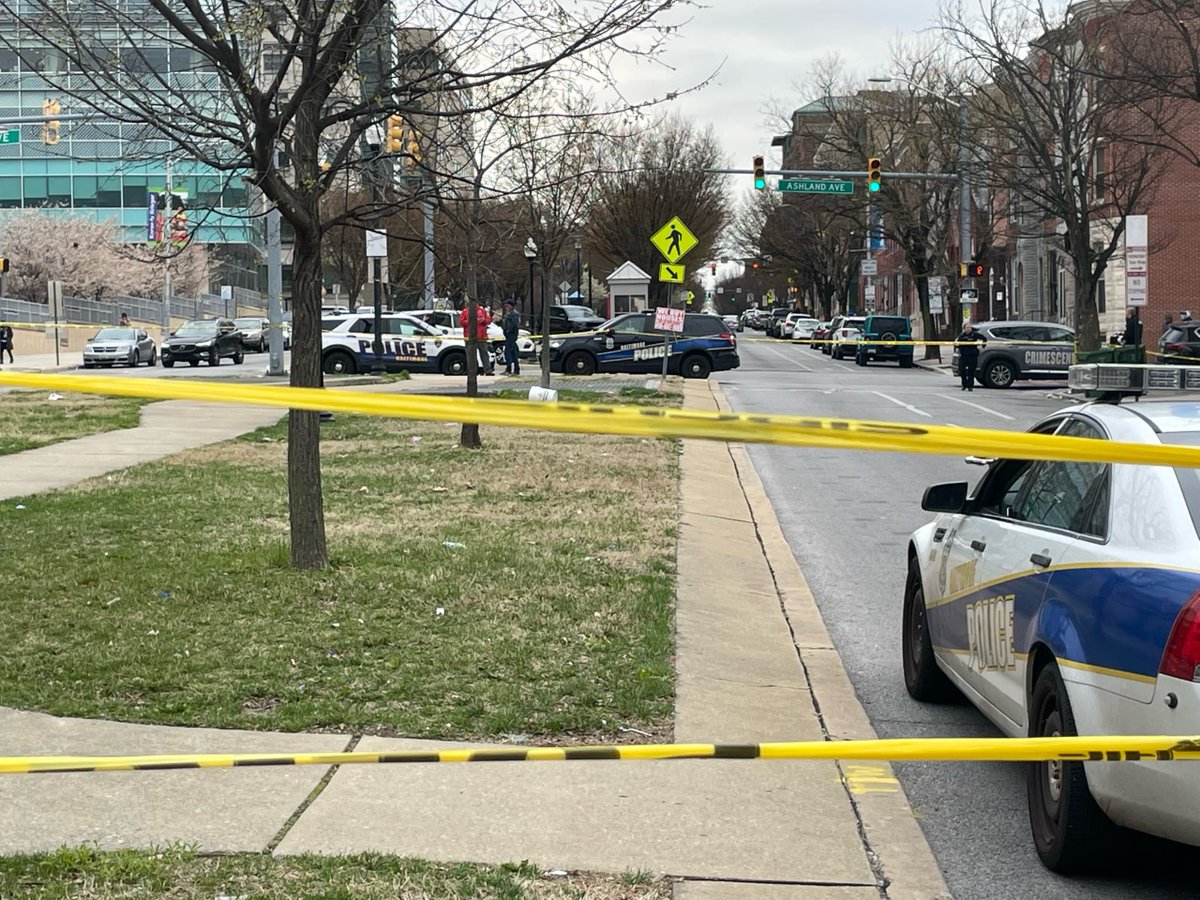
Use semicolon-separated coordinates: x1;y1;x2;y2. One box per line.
0;379;949;898
0;350;78;372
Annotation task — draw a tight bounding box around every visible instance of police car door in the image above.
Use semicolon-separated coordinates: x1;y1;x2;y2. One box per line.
932;418;1066;725
598;313;657;371
384;317;439;371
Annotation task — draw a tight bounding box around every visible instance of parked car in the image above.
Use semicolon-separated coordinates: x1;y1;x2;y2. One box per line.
321;312;470;376
790;317;821;342
408;308;537;359
548;304;605;334
546;311;739;378
722;314;742;333
779;312;806;339
234;317;268;352
1159;321;1200;363
904;368;1200;872
82;327;157;368
741;309;764;330
161;319;244;367
951;320;1076;389
855;315;915;367
765;308;791;338
810;321;832;349
830;316;867;360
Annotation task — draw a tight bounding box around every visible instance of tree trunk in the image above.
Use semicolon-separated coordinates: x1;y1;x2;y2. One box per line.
1074;267;1101;351
288;225;329;570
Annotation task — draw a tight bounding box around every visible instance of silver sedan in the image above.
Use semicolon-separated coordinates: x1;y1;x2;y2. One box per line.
82;327;157;367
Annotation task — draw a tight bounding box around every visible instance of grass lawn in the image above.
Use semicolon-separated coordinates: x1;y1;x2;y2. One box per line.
0;846;670;899
0;391;149;455
0;386;679;740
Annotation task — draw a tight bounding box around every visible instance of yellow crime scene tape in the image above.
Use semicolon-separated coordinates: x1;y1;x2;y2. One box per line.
1;320;105;329
2;370;1200;469
1;736;1199;775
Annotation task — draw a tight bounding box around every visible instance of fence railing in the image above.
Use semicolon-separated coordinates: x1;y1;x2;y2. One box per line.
2;289;268;329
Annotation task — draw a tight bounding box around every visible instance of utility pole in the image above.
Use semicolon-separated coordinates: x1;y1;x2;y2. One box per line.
423;194;435;308
266;147;285;376
959;97;972;330
162;159;172;336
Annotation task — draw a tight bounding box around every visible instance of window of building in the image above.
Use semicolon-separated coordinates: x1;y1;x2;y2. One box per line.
1093;144;1107;203
0;50;18;72
0;177;19;208
221;183;247;208
122;176;148;207
123;46;168;75
1097;274;1106;313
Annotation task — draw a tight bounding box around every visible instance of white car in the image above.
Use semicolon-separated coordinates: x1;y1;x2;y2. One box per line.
408;308;536;358
321;312;474;376
790;317;820;342
904;364;1200;872
830;317;866;359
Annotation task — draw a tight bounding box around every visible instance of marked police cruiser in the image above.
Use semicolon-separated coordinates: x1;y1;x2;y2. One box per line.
544;311;740;378
951;320;1075;389
407;308;537;359
321;313;472;376
904;363;1200;872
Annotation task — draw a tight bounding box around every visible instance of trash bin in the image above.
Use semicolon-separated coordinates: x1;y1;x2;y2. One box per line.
1074;345;1146;365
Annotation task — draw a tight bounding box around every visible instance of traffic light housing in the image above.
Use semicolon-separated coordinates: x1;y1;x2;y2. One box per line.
41;98;60;146
386;115;405;154
169;198;189;248
405;124;422;165
961;260;985;278
867;157;881;192
0;257;9;273
753;155;765;190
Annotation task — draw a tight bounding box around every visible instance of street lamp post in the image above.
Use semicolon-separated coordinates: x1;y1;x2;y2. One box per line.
523;237;537;331
574;237;582;303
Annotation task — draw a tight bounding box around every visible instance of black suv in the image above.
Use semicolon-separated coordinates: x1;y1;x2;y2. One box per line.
548;304;605;334
1160;322;1200;364
161;318;245;367
546;311;739;378
855;315;914;367
766;308;791;337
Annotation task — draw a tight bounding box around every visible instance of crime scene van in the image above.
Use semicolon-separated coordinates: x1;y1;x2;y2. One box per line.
544;311;740;379
321;313;472;376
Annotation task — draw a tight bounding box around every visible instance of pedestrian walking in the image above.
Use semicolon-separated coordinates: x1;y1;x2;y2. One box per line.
501;299;521;375
458;302;494;375
1122;307;1142;347
0;323;13;364
955;321;986;392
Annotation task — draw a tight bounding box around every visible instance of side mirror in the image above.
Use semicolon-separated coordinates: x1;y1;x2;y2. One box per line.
921;481;969;513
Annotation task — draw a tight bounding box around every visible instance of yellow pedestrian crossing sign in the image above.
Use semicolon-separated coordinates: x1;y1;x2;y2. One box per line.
651;216;698;264
659;263;685;283
686;290;695;305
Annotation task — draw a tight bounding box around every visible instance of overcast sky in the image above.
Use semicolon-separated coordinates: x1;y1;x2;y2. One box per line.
610;0;944;176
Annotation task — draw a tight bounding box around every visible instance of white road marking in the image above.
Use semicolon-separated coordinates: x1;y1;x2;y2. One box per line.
871;390;932;418
760;343;813;371
937;393;1016;421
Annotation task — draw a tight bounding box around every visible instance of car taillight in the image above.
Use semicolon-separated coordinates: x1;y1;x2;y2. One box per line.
1165;342;1185;352
720;331;735;345
1160;590;1200;681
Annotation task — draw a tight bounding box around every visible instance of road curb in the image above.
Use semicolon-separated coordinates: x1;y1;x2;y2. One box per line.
706;380;952;900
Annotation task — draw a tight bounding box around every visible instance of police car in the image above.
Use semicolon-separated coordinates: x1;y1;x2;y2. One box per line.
951;320;1076;388
321;313;472;375
544;311;740;378
408;308;537;359
903;363;1200;872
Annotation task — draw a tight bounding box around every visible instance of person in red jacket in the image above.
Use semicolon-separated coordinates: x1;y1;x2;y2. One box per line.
458;302;494;375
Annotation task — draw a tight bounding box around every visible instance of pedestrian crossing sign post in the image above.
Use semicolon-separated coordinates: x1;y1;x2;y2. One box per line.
659;263;685;284
651;216;698;265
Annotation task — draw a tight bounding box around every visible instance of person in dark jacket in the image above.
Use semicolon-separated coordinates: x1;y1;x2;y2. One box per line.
1123;307;1142;347
955;321;986;391
0;323;13;364
501;299;521;375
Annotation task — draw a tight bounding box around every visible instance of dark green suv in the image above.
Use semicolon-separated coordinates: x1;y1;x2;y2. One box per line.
855;315;914;367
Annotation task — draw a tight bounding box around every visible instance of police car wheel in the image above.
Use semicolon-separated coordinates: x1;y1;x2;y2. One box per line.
323;349;357;376
902;558;957;703
1027;663;1118;873
564;351;596;376
439;351;467;376
681;353;711;379
984;358;1016;388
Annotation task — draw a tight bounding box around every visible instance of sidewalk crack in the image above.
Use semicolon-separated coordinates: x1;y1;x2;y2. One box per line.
265;732;361;854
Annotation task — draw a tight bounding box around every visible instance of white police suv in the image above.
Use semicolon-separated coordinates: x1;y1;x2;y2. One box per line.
321;313;472;376
903;363;1200;872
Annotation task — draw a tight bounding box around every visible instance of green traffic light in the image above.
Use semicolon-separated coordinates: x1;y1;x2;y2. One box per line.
754;177;766;190
868;181;880;192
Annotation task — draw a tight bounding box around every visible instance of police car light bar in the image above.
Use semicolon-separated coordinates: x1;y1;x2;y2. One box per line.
1068;364;1200;395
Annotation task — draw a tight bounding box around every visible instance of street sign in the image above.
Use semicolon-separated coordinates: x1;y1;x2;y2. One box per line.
860;259;878;276
1126;214;1148;307
558;280;572;294
864;284;876;301
777;178;854;194
0;129;20;145
654;306;685;332
960;288;979;304
658;263;685;284
365;229;387;258
685;290;695;305
930;279;944;313
651;216;698;264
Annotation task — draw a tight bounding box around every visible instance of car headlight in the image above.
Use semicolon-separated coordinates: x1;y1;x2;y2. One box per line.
196;340;212;348
550;340;563;349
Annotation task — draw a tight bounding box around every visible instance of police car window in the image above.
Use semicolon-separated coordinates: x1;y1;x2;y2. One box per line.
344;318;372;334
1007;325;1050;341
683;315;724;336
987;326;1017;340
1044;327;1074;342
1159;432;1200;540
1010;419;1107;534
610;315;648;334
384;319;427;336
974;419;1064;518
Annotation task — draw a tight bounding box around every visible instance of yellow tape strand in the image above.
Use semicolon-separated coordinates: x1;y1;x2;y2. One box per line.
2;736;1198;774
1;371;1198;469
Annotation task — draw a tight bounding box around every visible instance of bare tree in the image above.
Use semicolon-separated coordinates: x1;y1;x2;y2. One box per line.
587;115;731;302
942;0;1172;350
0;0;690;567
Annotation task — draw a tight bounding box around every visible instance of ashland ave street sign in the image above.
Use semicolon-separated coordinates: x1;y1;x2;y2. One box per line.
0;129;20;145
778;178;854;194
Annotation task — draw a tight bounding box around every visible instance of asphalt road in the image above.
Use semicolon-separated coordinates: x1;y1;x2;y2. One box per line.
716;336;1200;900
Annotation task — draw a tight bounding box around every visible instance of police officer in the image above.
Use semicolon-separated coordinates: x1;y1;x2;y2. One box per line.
1123;307;1142;347
955;321;986;391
